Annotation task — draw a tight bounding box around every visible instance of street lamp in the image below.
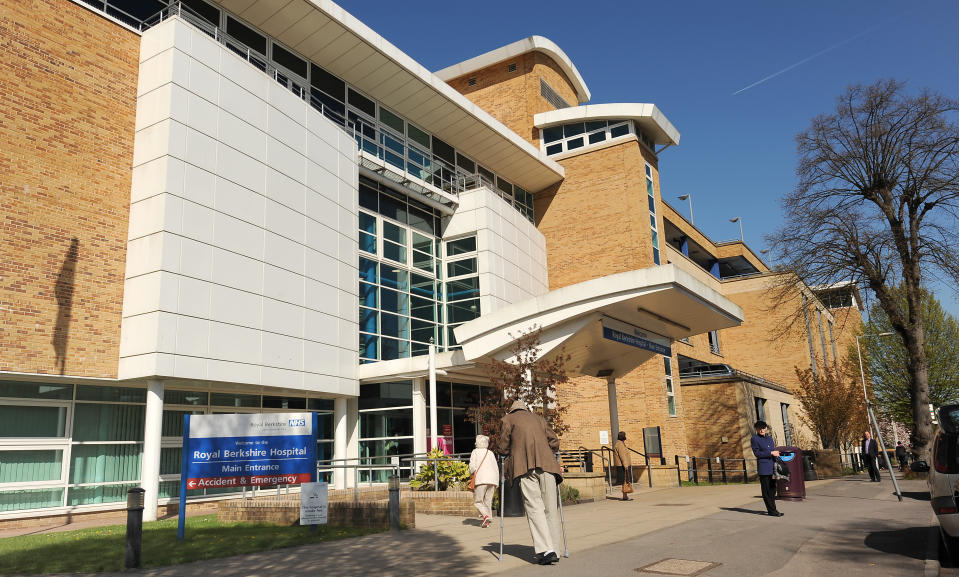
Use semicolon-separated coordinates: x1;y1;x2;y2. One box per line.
677;194;694;225
855;331;902;500
729;217;743;242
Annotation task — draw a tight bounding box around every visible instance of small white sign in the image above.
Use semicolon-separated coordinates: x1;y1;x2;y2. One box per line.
300;482;328;525
599;430;609;445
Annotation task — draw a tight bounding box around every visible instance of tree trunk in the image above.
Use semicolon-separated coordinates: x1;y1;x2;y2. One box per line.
905;322;933;461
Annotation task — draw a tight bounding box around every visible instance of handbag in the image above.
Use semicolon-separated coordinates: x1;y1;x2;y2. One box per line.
468;449;489;491
622;480;634;494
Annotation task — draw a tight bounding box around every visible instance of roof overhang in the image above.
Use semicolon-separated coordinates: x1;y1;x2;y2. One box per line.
211;0;565;191
452;264;742;379
534;103;680;147
434;36;591;105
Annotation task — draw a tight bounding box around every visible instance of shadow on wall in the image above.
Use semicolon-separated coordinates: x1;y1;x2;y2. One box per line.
52;238;79;375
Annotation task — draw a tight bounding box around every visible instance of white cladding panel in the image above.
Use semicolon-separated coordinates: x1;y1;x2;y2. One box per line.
445;188;549;314
120;18;358;397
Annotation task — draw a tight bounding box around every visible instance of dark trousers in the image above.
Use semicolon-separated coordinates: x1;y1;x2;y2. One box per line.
759;474;778;513
864;455;880;481
615;466;625;486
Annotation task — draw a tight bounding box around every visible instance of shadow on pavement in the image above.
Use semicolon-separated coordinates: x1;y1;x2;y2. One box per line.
899;491;931;501
481;541;537;564
864;526;930;559
719;507;768;516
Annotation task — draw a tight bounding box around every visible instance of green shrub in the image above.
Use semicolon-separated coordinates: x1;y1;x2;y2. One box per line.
560;484;580;504
409;448;471;491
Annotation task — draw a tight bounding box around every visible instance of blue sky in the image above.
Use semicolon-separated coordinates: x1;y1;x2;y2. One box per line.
337;0;959;316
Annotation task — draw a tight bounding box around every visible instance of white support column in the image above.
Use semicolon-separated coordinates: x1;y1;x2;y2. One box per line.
346;397;359;488
333;397;348;490
412;378;427;463
607;377;619;447
142;379;164;521
428;341;437;452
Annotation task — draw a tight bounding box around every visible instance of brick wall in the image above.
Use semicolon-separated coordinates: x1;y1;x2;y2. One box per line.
0;0;138;377
444;52;580;147
535;141;659;290
218;498;415;528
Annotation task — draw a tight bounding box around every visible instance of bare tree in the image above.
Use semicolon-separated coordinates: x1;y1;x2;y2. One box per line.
768;79;959;459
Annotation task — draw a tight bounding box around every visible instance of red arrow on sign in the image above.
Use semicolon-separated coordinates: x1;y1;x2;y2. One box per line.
187;480;197;489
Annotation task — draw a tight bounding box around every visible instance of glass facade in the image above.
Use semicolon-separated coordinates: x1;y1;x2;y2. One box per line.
0;382;335;513
664;357;676;417
358;177;480;361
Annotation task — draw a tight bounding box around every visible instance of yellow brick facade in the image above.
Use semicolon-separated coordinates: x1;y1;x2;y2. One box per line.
0;0;139;378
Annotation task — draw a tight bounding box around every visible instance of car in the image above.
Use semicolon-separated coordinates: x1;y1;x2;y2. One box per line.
929;404;959;559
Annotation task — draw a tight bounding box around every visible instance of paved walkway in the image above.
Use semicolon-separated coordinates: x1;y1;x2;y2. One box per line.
3;474;938;576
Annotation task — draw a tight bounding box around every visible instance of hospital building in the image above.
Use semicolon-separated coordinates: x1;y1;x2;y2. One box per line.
0;0;862;522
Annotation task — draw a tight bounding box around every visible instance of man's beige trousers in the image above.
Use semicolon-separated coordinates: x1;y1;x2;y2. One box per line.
519;468;561;554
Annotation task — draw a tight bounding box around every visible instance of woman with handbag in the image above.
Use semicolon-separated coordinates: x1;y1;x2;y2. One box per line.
469;435;498;527
613;431;633;501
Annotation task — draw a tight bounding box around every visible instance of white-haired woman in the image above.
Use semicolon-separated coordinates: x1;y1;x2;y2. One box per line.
469;434;498;527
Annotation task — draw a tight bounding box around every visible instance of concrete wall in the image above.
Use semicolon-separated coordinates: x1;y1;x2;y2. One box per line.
120;17;358;395
0;0;139;378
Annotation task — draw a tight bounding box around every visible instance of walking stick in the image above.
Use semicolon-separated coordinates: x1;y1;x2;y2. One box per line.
499;455;505;562
556;481;569;558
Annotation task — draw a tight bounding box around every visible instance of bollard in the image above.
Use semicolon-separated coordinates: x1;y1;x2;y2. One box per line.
388;474;400;531
125;488;145;570
720;457;727;484
743;459;748;483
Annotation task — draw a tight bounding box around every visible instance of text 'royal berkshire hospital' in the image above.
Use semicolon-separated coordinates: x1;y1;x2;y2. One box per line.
0;0;865;523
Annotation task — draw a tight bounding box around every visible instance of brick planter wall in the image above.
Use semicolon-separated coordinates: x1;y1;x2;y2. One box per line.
217;498;415;529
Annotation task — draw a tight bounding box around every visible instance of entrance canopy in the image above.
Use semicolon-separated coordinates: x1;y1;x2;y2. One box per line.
453;264;743;379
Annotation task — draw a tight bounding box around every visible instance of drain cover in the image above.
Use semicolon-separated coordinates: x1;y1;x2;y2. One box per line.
635;558;719;576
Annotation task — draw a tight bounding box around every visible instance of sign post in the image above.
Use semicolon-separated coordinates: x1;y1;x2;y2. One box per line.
177;412;317;540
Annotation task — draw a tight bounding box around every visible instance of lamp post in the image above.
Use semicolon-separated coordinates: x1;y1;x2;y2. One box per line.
729;217;743;242
855;332;902;501
677;194;694;225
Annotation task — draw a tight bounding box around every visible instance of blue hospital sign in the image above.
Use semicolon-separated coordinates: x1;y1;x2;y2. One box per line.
184;413;316;489
178;412;317;540
601;317;671;356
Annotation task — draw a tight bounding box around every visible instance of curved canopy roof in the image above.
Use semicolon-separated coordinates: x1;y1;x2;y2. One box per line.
434;36;591;105
534;103;680;147
210;0;564;191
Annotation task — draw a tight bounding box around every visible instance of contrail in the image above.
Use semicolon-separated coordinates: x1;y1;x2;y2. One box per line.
732;26;879;95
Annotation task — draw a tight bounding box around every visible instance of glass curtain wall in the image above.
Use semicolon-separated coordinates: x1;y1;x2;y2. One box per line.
358;381;413;483
0;382;335;513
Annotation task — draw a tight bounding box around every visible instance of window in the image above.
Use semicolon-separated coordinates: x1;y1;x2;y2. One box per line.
708;330;721;355
664;357;676;417
444;236;480;349
781;403;792;446
755;397;767;422
542;120;634;156
647;163;660;265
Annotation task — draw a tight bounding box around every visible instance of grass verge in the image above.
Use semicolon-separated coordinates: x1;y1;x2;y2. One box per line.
0;515;384;574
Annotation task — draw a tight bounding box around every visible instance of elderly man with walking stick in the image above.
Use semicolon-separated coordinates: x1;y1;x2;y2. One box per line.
497;400;564;565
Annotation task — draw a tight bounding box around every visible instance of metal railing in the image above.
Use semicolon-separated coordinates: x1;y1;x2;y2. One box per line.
675;455;753;485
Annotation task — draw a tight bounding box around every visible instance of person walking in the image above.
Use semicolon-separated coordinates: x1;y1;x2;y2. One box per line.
750;420;783;517
895;441;908;473
497;400;563;565
469;434;498;528
613;431;633;501
862;431;881;482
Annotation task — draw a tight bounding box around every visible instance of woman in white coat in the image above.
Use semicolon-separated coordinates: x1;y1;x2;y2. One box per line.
469;434;499;528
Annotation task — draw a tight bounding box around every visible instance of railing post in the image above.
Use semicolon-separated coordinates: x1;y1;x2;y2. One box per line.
720;457;727;484
707;457;713;484
692;457;699;485
743;459;748;483
646;453;652;488
354;465;358;502
675;455;682;486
